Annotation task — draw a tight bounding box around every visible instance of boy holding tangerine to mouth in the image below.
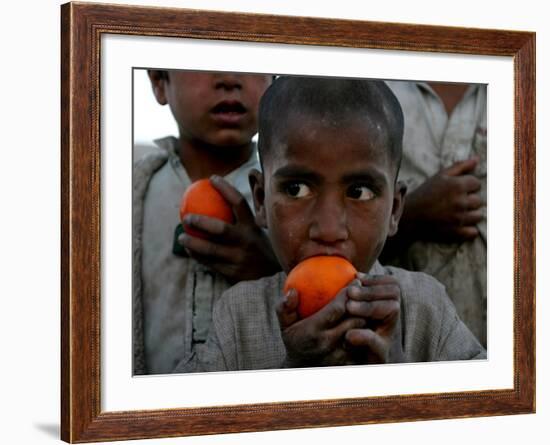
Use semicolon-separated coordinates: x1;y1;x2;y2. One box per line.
178;76;485;372
133;71;279;375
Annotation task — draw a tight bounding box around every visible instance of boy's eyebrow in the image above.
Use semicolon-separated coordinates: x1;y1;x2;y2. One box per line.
341;168;389;187
272;165;322;182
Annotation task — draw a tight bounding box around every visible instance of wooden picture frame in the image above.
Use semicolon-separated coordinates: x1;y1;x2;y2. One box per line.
61;1;535;442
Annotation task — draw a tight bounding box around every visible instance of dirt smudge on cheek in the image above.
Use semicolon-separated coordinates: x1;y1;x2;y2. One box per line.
271;199;308;246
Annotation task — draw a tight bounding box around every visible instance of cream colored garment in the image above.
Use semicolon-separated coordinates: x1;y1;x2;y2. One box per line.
134;136;260;374
385;81;487;347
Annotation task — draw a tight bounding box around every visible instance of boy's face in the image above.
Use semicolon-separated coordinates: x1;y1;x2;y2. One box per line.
149;71;271;147
251;114;405;273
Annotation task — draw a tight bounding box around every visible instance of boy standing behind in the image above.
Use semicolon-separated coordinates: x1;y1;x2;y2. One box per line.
178;76;485;372
383;81;487;347
133;71;278;374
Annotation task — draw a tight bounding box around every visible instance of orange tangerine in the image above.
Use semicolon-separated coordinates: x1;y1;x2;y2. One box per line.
179;179;234;239
284;256;357;318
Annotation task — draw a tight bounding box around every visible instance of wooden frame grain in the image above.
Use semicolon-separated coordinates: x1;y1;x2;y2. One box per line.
61;1;536;442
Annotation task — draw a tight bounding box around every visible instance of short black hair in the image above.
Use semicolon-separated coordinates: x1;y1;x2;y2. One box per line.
258;76;404;176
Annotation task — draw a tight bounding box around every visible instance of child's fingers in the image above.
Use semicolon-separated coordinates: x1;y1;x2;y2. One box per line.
182;214;241;243
179;232;235;261
355;273;396;286
210;175;256;225
326;317;366;345
346;298;400;322
455;225;480;240
303;317;365;367
276;289;300;329
455;174;482;194
345;328;390;364
309;287;351;329
346;277;400;326
347;284;399;302
347;278;400;302
460;209;483;226
465;192;484;210
442;157;479;177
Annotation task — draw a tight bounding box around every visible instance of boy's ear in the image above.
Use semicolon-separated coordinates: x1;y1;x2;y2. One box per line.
248;168;267;228
388;180;407;237
147;70;169;106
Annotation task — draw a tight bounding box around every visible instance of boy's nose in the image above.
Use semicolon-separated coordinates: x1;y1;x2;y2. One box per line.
309;194;349;245
214;73;243;91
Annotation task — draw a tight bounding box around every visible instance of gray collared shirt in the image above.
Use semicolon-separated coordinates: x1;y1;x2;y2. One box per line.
177;262;486;373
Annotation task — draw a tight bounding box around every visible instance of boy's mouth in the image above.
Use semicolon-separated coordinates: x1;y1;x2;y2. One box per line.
210;100;247;125
287;251;352;274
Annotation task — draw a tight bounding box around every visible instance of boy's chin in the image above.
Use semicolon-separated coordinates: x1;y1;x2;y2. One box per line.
207;131;256;148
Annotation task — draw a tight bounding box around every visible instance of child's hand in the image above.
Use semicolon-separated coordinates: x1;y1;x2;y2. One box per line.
344;273;402;364
277;285;366;368
402;157;483;243
179;175;280;283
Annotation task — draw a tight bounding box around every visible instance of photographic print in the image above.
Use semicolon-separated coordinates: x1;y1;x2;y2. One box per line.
132;69;488;377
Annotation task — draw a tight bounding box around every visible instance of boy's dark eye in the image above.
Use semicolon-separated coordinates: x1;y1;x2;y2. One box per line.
284;182;312;198
347;184;375;201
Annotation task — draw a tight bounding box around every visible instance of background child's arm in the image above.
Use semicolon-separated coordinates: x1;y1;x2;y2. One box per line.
179;176;281;283
381;157;483;260
277;286;365;368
